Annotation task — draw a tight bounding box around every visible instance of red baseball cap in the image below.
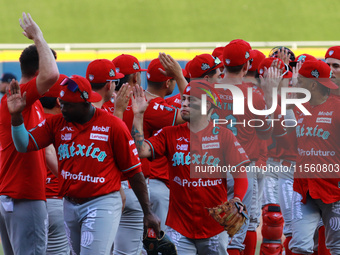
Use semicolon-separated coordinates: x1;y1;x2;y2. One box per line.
299;60;338;89
223;39;252;67
258;58;286;76
86;59;124;84
43;74;68;97
184;60;192;79
248;50;266;72
147;58;172;82
325;46;340;60
59;75;102;103
183;79;221;108
294;54;317;63
188;54;223;78
212;47;224;58
112;54;147;75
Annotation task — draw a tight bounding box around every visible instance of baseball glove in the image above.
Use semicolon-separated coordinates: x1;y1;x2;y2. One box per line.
207;198;249;237
143;229;178;255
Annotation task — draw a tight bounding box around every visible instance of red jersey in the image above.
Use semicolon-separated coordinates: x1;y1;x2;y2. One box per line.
0;78;47;200
102;98;150;178
166;93;182;109
267;106;288;159
294;96;340;204
214;82;272;161
102;99;134;131
146;122;250;239
26;109;141;198
44;113;61;199
144;97;178;185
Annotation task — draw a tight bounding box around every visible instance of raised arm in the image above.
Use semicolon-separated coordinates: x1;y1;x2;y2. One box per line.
131;85;152;158
158;52;188;95
20;12;59;95
7;80;29;152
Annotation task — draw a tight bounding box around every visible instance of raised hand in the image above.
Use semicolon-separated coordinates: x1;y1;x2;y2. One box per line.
292;61;302;87
6;79;26;116
260;66;281;107
113;83;132;119
158;52;183;79
19;12;43;41
131;85;149;116
276;48;291;65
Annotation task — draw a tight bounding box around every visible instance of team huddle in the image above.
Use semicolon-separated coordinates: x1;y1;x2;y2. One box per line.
0;12;339;255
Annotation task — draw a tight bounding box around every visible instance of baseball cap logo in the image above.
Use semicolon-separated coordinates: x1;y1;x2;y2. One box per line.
133;62;139;70
311;69;320;78
186;86;191;93
89;74;94;81
109;69;115;77
245;51;250;59
201;63;210;71
329;50;334;56
147;73;150;79
81;91;89;100
298;55;306;62
116;67;120;73
225;59;231;65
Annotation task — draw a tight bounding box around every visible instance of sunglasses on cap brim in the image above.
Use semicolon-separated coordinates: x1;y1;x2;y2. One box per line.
60;78;88;103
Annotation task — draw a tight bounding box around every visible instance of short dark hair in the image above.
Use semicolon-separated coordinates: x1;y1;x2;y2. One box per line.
147;80;166;89
19;45;57;77
116;73;132;91
225;64;245;74
90;82;107;91
39;97;57;109
199;69;217;79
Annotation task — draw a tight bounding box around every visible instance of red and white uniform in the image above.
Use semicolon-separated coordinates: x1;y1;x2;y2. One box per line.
44;113;61;199
0;78;47;200
166;93;182;109
146;122;250;239
294;96;340;204
144;97;178;186
214;82;272;161
25;109;141;198
103;99;134;131
102;99;150;178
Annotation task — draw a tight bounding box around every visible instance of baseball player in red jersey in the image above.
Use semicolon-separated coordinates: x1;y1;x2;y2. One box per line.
87;56;148;255
0;13;59;255
166;60;192;109
214;39;274;255
240;49;266;255
325;46;340;99
131;80;249;255
288;60;340;255
142;55;187;231
8;75;160;255
109;54;151;255
188;53;224;84
39;74;71;255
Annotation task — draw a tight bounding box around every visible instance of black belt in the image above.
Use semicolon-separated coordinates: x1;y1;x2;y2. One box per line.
64;195;101;205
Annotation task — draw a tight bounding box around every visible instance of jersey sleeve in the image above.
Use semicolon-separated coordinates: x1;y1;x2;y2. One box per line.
112;118;142;178
26;118;55;151
20;78;41;107
144;99;178;131
144;128;168;161
224;130;251;170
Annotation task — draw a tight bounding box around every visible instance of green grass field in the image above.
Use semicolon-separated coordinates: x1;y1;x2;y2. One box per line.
0;0;340;44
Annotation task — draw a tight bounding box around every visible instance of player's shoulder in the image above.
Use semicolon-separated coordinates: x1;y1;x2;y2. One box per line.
146;97;177;114
95;108;126;124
